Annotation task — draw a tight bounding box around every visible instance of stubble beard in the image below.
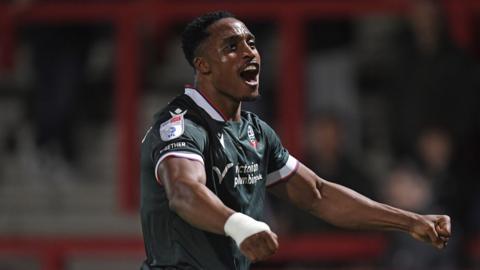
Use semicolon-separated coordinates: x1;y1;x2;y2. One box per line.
240;85;261;102
240;94;260;102
219;87;260;103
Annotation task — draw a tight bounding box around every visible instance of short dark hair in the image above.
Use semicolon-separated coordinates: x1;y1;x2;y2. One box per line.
181;11;235;68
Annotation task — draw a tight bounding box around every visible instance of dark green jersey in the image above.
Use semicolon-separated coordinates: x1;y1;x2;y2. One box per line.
140;87;298;270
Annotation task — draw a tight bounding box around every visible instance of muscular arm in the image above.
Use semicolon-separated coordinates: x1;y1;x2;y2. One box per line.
158;157;278;261
158;157;234;234
268;162;451;249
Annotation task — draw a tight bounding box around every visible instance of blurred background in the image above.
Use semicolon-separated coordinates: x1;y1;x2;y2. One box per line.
0;0;479;269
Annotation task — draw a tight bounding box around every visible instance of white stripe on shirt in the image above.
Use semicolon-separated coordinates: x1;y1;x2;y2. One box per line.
155;152;204;182
266;155;299;186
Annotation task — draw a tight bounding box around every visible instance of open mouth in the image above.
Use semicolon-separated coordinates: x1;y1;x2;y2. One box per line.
240;63;260;86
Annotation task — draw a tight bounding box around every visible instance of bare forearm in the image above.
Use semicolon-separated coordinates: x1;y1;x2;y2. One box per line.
169;181;235;235
270;163;451;249
159;158;235;235
312;180;418;232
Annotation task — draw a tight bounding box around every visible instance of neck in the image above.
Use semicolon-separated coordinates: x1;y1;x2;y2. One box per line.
195;78;242;122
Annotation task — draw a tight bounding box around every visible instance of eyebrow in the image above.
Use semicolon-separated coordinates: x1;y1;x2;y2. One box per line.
221;33;255;45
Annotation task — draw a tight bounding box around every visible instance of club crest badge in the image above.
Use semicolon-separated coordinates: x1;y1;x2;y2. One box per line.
160;109;187;141
247;125;257;148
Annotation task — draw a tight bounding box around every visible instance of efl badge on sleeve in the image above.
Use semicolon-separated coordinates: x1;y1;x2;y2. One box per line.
160;109;187;141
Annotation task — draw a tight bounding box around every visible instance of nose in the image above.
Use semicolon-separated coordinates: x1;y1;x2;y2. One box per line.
241;41;255;59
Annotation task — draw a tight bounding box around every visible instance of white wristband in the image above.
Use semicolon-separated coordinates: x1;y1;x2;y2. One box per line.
224;212;271;247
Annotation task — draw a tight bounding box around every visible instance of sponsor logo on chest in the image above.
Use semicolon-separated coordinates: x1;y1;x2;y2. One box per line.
212;162;263;188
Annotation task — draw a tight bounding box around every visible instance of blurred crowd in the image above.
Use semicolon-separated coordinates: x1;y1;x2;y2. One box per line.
0;0;479;269
264;1;480;269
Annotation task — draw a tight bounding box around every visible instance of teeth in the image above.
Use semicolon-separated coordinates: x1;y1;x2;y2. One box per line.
244;65;257;71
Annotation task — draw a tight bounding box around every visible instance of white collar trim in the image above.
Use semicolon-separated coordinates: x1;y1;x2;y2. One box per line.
184;87;225;122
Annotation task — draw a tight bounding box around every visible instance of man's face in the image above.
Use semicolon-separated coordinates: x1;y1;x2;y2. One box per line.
197;18;261;102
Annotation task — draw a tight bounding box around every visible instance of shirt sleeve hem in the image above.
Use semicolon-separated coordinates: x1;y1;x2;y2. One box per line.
155;152;204;183
266;155;299;187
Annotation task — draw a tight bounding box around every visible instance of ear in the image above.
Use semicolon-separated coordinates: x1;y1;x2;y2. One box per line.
194;56;210;74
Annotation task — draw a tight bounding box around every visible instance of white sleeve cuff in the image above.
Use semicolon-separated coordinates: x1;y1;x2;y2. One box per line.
266;155;299;187
155;152;204;182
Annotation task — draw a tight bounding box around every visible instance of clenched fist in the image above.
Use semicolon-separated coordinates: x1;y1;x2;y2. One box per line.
409;214;451;249
240;230;279;262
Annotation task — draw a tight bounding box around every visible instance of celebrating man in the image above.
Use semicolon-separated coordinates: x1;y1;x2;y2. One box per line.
140;11;450;270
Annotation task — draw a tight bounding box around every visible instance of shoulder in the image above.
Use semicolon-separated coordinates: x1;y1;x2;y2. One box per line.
154;112;207;142
144;99;208;146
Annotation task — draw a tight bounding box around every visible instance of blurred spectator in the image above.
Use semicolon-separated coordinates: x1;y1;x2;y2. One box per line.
383;164;432;212
13;0;114;176
305;113;376;200
386;126;459;217
386;0;480;167
307;21;362;157
27;24;92;166
355;0;480;243
268;113;375;234
381;126;461;270
415;127;460;214
381;164;439;270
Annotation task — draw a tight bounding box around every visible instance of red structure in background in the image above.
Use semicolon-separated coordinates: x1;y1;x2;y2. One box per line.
0;0;477;213
0;234;479;270
0;1;479;269
0;234;387;270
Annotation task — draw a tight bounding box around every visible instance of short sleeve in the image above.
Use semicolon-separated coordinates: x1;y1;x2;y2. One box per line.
261;121;299;187
146;116;207;182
